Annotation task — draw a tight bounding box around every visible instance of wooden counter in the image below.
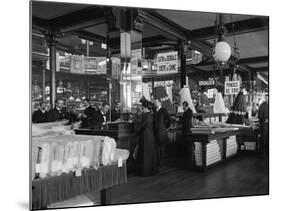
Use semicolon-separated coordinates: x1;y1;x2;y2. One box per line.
182;128;251;172
74;122;135;150
32;162;127;210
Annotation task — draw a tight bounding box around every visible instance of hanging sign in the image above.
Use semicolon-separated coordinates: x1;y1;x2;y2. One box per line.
224;81;240;95
156;51;178;74
199;78;215;86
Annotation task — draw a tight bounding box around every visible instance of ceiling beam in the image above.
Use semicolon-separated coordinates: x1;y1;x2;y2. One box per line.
239;56;268;65
251;66;268;72
72;30;106;43
32;16;51;32
196;56;269;67
50;6;106;33
188;17;269;41
141;9;188;41
32;6;107;33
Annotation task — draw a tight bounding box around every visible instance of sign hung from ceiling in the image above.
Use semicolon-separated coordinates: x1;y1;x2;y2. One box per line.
199;78;216;86
156;51;178;75
224;81;240;95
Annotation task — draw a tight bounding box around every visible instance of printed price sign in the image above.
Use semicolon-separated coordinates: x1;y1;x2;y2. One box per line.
156;51;178;74
224;81;240;95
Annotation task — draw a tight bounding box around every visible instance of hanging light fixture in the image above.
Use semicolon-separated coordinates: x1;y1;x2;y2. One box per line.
212;14;232;64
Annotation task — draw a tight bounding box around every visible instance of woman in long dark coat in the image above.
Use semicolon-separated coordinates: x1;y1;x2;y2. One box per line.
135;100;159;176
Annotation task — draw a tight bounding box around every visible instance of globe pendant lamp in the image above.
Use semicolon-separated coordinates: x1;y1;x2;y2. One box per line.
213;14;232;63
213;41;232;62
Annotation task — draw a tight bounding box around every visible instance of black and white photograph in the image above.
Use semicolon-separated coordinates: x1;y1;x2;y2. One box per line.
29;0;270;210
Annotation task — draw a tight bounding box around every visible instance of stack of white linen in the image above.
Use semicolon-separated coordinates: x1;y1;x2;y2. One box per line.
226;136;238;157
194;140;221;166
32;135;128;179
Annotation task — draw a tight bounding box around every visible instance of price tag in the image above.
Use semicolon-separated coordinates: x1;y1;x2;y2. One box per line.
118;158;123;167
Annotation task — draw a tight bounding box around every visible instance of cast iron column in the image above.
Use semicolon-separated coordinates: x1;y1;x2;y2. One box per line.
45;32;59;109
179;40;186;88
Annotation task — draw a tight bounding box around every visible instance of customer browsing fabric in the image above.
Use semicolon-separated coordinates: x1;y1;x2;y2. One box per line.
153;98;171;163
135;98;159;176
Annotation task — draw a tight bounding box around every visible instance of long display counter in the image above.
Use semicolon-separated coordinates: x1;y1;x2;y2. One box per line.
32;162;127;209
182;127;252;172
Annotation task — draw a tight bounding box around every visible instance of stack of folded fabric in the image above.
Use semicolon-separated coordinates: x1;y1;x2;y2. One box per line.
50;143;64;176
101;136;117;166
226;136;238;157
32;146;39;180
32;135;123;179
39;143;51;179
194;140;221;166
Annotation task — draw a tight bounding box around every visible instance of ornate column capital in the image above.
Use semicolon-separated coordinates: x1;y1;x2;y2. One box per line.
43;31;61;47
133;9;146;32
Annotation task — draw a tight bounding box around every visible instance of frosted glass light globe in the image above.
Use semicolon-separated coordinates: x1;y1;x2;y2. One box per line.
213;41;232;62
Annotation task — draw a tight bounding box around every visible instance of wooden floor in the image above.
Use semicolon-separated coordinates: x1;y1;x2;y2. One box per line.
107;154;269;205
52;154;268;207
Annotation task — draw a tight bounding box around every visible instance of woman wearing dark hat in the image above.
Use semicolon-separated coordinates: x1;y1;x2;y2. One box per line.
135;97;159;176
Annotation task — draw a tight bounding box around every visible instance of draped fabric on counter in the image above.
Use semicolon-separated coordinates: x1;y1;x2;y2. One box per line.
213;92;228;113
142;83;151;101
154;86;176;114
178;87;197;113
32;163;127;210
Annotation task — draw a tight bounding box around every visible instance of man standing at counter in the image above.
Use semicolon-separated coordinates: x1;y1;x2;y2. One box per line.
48;99;66;122
80;98;96;128
111;102;121;122
93;102;110;128
32;101;49;123
153;98;171;164
258;94;269;157
182;101;193;167
182;101;193;133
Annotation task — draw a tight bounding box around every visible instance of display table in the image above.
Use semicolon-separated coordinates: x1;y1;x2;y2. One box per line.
183;128;250;172
74;122;134;150
32;163;127;210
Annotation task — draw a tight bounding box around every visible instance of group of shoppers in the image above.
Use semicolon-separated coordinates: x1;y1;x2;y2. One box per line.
133;97;193;177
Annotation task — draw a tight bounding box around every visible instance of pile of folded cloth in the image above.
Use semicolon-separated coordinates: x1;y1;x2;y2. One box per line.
226;136;238;157
194;140;222;166
32;135;129;180
32;121;73;137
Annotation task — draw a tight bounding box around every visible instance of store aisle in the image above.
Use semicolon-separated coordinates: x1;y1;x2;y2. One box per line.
108;155;269;204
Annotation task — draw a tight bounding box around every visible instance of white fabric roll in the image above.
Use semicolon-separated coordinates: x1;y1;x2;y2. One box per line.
142;83;151;101
178;88;197;113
